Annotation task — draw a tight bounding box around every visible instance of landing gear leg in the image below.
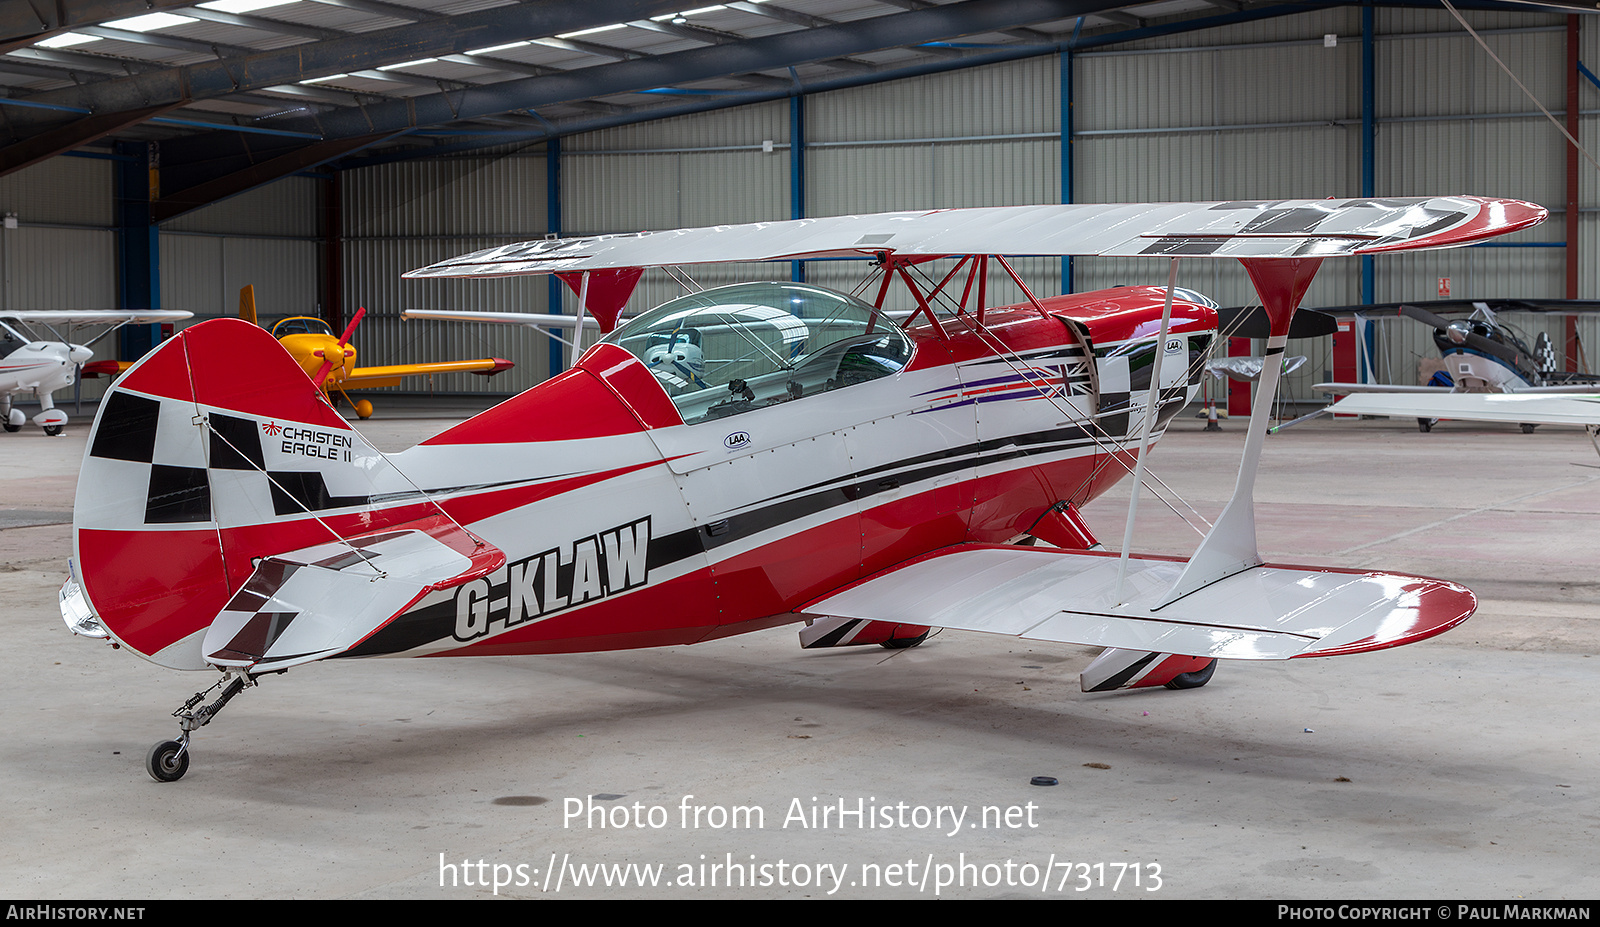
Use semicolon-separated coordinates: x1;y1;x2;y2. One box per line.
147;669;253;782
1163;658;1217;690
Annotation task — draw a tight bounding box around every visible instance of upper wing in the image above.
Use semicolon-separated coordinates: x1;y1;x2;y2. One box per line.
1328;391;1600;426
1;310;192;325
403;198;1546;279
1314;382;1457;395
797;544;1474;661
341;358;513;390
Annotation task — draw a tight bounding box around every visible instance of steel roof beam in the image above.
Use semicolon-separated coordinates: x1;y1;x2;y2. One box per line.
2;0;696;132
76;24;260;58
177;8;344;41
306;0;445;21
255;0;1139;141
1;0;196;51
150;130;399;222
0;101;185;177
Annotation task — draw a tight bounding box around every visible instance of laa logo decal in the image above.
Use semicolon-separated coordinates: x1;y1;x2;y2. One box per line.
724;431;751;450
452;517;653;643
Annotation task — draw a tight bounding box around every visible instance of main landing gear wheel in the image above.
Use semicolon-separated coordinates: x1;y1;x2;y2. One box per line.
880;629;930;649
146;739;190;782
1164;659;1217;690
1417;418;1436;433
1;423;17;433
43;425;63;437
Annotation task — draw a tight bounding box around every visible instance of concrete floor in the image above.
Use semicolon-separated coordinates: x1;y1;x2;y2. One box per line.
3;400;1598;900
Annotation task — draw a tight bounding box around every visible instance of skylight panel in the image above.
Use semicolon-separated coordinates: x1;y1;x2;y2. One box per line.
105;12;198;32
196;0;299;12
36;33;102;48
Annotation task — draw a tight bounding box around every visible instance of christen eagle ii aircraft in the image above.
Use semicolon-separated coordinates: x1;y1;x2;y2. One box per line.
58;198;1544;782
0;310;191;435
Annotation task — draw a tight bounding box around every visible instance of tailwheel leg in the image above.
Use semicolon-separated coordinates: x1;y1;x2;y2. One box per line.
148;669;253;782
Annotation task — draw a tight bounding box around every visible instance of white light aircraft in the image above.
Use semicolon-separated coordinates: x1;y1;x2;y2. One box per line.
1310;300;1600;433
0;310;191;435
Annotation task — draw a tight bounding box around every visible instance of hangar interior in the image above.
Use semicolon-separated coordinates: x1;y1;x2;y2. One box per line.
1;0;1593;409
11;2;1600;901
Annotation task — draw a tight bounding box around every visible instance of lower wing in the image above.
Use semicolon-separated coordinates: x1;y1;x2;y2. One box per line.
341;358;513;390
797;544;1474;661
1329;391;1600;426
1314;382;1456;395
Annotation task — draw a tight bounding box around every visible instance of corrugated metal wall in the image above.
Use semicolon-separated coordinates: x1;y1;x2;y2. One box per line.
338;5;1566;406
342;154;553;394
9;7;1586;412
1072;6;1574;402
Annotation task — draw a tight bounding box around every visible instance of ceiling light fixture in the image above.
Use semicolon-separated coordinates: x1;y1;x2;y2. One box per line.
466;41;531;55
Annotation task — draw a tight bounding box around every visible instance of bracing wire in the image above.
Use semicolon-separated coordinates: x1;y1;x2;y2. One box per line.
898;259;1248;539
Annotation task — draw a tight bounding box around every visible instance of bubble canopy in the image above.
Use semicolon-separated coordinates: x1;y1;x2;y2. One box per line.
601;282;913;425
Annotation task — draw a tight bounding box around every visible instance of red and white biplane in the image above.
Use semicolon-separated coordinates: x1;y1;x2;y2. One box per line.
58;198;1544;781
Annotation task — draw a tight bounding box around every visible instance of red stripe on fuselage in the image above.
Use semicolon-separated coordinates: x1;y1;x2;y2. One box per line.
417;443;1123;658
80;458;667;656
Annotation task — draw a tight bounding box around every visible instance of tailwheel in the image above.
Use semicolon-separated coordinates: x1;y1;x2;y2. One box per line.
1521;423;1538;434
1417;418;1435;433
149;669;254;782
146;738;190;782
1164;658;1217;690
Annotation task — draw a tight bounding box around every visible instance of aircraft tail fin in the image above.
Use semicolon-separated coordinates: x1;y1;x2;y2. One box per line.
238;284;258;327
1535;332;1557;374
71;318;502;670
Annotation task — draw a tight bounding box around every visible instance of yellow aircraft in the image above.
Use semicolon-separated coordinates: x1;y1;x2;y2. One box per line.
240;286;512;419
89;288;513;419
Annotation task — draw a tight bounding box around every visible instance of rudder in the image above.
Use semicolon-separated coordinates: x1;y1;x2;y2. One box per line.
72;319;426;668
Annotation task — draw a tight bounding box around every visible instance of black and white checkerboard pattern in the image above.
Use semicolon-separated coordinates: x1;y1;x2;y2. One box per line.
87;388;379;527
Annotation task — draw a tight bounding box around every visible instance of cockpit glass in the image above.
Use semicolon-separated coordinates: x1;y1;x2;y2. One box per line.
270;317;333;338
601;282;912;425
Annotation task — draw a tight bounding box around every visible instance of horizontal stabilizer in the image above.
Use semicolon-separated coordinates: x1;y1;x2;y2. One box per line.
1328;392;1600;426
202;517;504;671
798;545;1474;661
